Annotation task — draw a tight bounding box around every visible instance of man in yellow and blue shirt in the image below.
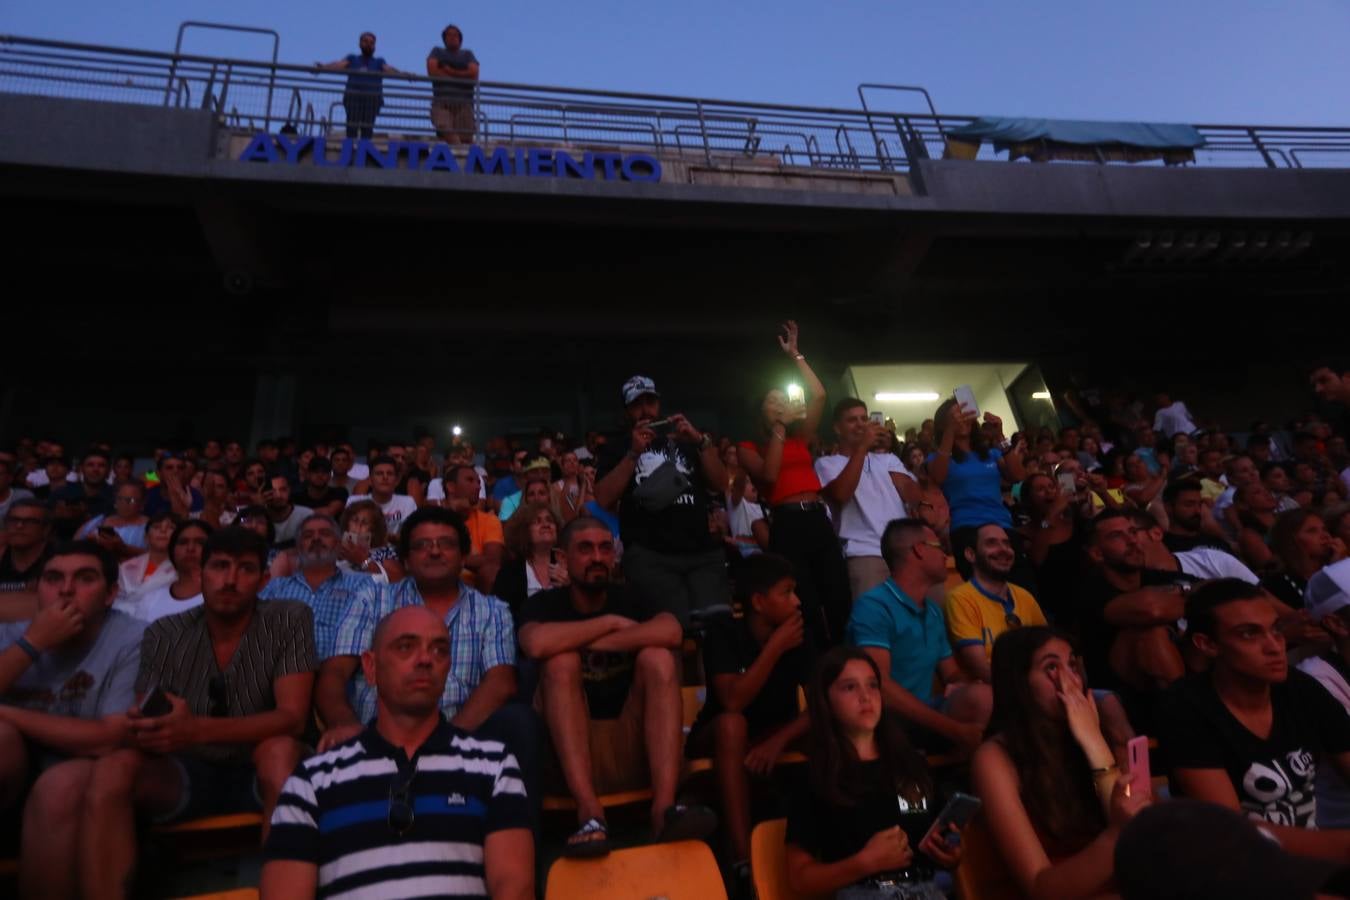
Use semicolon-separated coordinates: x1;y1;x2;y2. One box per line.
944;523;1047;681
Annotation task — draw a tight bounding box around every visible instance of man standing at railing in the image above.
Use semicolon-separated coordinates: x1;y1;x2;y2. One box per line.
315;32;403;139
426;25;480;145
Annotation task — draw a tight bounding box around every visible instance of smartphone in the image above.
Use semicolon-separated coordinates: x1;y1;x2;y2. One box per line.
869;411;886;426
343;530;372;550
139;683;173;718
953;385;979;418
1127;735;1152;799
645;418;672;431
550;548;562;566
922;792;982;847
97;525;116;538
1057;472;1078;495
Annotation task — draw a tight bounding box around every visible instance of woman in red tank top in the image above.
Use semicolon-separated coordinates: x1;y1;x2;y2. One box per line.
738;321;852;643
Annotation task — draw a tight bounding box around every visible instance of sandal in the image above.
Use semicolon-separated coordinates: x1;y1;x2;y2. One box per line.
658;803;718;844
564;816;612;858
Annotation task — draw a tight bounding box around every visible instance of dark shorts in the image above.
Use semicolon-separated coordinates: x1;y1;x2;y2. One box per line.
153;754;260;825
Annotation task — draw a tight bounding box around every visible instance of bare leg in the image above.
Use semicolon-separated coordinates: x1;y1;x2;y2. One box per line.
0;719;30;811
21;758;93;900
945;682;993;730
252;736;304;844
633;646;681;834
712;713;752;861
79;750;181;900
538;652;602;825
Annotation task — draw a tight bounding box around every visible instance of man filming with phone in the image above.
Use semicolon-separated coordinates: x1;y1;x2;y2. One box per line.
0;541;144;898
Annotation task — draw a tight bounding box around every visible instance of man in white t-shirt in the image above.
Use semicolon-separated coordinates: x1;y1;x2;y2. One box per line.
1296;560;1350;828
1128;509;1258;584
815;398;919;599
263;474;310;545
1152;392;1198;439
344;456;417;536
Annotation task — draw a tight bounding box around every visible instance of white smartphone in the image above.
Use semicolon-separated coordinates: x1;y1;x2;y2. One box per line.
953;385;979;418
869;411;885;426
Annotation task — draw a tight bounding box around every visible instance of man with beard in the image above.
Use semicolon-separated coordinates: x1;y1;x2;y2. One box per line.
1163;479;1232;554
260;515;378;663
943;523;1047;681
518;516;716;857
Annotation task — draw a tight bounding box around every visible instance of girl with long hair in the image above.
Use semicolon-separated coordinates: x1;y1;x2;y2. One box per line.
929;397;1026;534
786;646;962;899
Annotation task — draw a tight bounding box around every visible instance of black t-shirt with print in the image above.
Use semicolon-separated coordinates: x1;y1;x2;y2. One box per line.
1157;670;1350;828
596;432;717;554
688;614;815;741
293;486;350;510
518;585;663;720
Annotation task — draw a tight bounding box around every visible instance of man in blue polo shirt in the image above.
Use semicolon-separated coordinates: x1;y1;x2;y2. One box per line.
263;604;533;899
846;518;990;754
316;32;404;139
259;513;376;660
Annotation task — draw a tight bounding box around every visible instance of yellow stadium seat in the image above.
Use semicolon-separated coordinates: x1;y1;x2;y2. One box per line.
155;812;263;834
173;891;259;900
545;839;727;900
682;685;706;732
953;814;1024;900
750;818;827;900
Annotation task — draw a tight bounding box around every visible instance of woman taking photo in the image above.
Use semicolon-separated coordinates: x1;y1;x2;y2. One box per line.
337;499;405;583
928;398;1026;534
786;646;963;899
491;501;567;614
971;627;1146;900
738;320;851;643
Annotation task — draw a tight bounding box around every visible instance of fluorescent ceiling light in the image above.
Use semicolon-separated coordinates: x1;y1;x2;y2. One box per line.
875;392;940;403
1032;391;1052;400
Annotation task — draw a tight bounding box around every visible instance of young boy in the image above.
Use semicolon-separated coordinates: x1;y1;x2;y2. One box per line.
686;553;816;882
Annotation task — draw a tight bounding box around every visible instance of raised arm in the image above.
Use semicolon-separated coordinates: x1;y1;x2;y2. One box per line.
779;320;827;437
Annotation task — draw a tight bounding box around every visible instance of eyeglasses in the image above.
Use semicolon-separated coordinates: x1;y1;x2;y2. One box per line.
388;768;416;836
409;537;459;553
207;674;229;717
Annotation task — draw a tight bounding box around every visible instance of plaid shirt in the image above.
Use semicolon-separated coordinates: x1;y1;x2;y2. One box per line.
259;569;378;661
332;579;516;724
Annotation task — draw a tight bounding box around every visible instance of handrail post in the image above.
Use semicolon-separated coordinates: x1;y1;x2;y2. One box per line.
697;99;711;166
201;61;217;111
1248;127;1277;168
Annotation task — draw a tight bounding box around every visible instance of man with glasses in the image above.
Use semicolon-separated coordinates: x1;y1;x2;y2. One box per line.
944;523;1048;682
0;542;144;898
77;527;316;900
0;499;53;595
262;605;533;899
846;518;990;754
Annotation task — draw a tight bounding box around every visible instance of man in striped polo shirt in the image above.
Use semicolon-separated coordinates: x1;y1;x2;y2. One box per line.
262;604;533;899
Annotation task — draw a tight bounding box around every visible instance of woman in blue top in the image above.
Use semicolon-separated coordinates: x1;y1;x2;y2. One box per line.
928;398;1026;532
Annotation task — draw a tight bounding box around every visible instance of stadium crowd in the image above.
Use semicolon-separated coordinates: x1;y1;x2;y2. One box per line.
3;332;1350;900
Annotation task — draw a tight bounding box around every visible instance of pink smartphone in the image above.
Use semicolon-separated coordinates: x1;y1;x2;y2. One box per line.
1127;735;1152;799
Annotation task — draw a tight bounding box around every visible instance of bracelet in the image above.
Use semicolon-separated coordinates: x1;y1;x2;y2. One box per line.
793;353;804;361
359;558;372;569
15;636;41;661
1091;764;1119;780
770;428;787;441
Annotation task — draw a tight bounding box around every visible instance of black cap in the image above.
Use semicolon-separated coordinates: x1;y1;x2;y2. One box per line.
1115;800;1344;900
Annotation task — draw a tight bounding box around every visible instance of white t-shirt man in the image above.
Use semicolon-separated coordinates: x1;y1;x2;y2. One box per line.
271;505;311;545
1153;402;1198;438
813;452;915;558
345;492;418;536
1175;547;1258;584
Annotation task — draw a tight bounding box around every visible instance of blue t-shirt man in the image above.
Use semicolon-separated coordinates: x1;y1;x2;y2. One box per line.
928;448;1010;531
846;578;952;705
343;53;388;97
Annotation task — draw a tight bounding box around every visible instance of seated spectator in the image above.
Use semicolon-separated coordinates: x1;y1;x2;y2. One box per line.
335;499;404;583
439;464;505;590
345;456;417;536
686;553;815;873
319;508;525;767
1262;461;1303;512
492;501;566;614
232;458;269;508
929;399;1027;535
260;514;378;664
133;519;210;623
0;457;34;522
593;375;729;629
262;605;533;899
117;512;178;603
1017;472;1088;631
1329;505;1350;555
0;500;54;596
1158;579;1350;859
76;479;149;559
738;322;852;642
973;627;1144;899
28;453;72;499
725;472;768;558
0;542;144;898
78;527;315;897
815;397;919;600
50;449;115;539
846;519;990;754
498;458;554;523
518;516;714;855
198;468;235;528
945;523;1048;682
1263;508;1338;609
1296;560;1350;829
1234;480;1282;570
328;444;357;492
785;646;963;899
904;445;951;540
1162;479;1231;554
291;456;347;518
491;449;528;504
1127;509;1260;585
262;474;309;547
554;450;593;523
1195;448;1229;503
1122;452;1169;530
143;452;203;518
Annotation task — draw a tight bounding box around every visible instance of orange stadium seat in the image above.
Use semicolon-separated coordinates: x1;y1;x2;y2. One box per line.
546;839;727;900
953;813;1024;900
750;818;827;900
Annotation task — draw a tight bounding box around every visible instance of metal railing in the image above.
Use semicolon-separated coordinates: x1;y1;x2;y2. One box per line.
3;33;1350;173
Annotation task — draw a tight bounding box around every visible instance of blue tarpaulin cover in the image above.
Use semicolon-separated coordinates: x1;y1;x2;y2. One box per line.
946;117;1206;151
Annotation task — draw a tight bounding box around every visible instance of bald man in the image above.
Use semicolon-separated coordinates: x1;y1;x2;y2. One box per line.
263;606;533;899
